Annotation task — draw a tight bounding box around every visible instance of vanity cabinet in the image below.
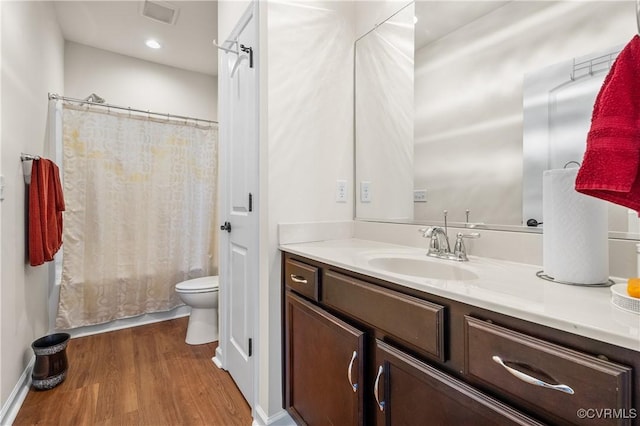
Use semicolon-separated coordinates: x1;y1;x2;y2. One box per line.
282;252;638;426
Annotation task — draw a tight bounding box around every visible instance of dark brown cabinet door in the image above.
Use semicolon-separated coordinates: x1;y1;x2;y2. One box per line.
285;292;365;425
373;340;544;426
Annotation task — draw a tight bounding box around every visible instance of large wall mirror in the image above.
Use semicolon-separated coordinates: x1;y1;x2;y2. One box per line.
355;0;640;239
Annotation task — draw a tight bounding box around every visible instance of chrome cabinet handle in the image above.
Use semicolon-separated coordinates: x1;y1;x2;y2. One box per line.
289;274;308;284
374;365;385;411
492;356;575;395
347;351;358;392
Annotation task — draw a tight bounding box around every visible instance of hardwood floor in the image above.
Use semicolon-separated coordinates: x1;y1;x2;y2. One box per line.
14;318;252;426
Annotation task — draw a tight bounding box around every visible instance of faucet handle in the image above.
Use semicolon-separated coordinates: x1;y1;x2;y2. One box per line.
453;232;480;261
455;232;480;246
457;232;480;240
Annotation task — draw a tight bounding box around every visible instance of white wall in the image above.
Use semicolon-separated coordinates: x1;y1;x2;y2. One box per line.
263;0;355;418
0;2;3;406
64;41;218;121
0;0;64;413
219;0;356;422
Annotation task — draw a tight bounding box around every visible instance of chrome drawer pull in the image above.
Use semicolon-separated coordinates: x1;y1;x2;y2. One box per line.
492;356;575;395
374;365;385;411
289;274;308;284
347;350;358;392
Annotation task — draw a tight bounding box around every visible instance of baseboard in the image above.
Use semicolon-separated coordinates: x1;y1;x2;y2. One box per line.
212;346;224;369
253;405;294;426
0;356;35;426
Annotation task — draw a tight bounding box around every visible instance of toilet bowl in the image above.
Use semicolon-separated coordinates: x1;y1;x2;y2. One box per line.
175;276;219;345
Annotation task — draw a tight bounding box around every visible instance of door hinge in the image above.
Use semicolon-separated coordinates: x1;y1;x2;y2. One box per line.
249;193;253;212
248;338;253;357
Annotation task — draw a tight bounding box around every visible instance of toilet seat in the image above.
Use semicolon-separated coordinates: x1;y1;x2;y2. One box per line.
175;276;219;294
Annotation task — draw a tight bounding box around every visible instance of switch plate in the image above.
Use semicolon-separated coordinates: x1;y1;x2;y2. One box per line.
360;181;372;203
414;189;427;203
336;179;348;202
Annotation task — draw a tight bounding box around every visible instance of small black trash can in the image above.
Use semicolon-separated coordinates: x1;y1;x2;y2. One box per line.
31;333;70;390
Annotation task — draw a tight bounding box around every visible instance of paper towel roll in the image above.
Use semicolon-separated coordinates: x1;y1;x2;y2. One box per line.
542;173;559;280
542;168;609;284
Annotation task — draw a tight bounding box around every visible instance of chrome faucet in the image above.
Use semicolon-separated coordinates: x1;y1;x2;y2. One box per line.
419;227;480;261
419;227;451;256
418;210;480;261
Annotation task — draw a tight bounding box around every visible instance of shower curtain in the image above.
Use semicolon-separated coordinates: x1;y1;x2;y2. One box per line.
56;104;218;329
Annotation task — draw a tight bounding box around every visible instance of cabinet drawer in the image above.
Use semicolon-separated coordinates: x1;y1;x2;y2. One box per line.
284;258;319;301
464;316;633;426
323;270;445;361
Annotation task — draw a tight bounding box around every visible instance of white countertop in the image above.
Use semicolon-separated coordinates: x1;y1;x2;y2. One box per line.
279;238;640;352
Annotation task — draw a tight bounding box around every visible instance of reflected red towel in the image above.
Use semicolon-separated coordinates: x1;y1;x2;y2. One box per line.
29;158;65;266
575;35;640;212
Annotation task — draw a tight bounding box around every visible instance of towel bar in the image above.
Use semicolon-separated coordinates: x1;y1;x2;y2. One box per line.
20;153;40;161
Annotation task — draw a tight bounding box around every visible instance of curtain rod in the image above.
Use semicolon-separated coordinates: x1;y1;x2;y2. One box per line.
48;93;218;125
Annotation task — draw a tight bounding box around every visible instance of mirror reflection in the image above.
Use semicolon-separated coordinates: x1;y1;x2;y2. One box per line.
355;0;639;238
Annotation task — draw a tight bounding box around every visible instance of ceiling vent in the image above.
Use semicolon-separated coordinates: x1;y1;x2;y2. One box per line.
141;0;180;25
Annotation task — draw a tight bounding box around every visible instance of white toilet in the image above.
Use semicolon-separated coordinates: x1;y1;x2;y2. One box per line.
174;276;219;345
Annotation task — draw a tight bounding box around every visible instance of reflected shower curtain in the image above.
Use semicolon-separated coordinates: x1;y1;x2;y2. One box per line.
56;105;218;329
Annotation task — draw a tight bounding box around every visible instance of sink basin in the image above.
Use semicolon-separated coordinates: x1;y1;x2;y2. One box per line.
368;256;479;281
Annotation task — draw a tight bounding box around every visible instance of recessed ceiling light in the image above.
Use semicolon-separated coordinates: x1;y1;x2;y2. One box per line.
145;39;162;49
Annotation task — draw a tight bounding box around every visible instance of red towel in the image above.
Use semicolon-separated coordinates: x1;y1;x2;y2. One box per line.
29;158;65;266
575;35;640;212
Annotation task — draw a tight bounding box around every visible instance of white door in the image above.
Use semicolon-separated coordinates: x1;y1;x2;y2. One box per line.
218;4;259;407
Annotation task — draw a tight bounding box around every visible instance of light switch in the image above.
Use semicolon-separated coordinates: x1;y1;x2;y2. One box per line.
414;189;427;203
336;180;348;202
360;181;372;203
